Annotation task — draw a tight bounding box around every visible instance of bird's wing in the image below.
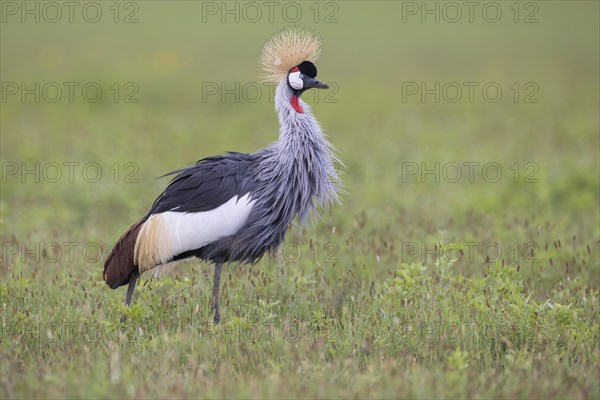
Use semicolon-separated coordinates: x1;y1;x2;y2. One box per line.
149;152;257;214
130;152;259;271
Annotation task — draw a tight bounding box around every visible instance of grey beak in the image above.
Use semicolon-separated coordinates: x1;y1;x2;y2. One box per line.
305;77;329;89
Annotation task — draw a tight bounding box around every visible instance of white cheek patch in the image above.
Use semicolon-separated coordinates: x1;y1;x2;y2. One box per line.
288;71;303;90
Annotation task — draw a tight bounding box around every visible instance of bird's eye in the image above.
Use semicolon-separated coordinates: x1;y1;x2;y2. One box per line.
299;74;304;79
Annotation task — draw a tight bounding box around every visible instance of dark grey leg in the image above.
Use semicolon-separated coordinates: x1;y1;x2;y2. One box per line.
125;270;139;306
121;270;139;323
210;262;223;324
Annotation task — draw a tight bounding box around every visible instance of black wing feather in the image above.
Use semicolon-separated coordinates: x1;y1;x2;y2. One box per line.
149;152;258;215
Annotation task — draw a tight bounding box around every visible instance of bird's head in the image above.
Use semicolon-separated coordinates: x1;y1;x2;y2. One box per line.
260;28;328;113
287;61;329;94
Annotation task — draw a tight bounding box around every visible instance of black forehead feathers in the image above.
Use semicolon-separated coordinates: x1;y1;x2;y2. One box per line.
296;61;317;78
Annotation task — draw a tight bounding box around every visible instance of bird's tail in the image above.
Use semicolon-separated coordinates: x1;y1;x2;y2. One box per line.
104;219;145;289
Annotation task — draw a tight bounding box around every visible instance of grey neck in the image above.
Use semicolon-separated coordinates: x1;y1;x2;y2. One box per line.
274;80;317;135
257;80;341;222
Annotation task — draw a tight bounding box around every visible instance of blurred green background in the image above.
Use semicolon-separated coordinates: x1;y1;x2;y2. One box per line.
2;1;598;232
1;1;599;398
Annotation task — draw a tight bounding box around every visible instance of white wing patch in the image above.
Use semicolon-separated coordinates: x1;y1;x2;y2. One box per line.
135;194;255;272
164;193;255;257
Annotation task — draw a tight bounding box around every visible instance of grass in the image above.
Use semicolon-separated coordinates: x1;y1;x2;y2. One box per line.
1;1;599;398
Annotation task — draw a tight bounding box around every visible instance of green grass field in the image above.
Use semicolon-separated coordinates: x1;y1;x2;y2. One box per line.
1;1;599;398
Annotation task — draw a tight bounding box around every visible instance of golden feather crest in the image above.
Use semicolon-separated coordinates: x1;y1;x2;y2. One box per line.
259;27;321;83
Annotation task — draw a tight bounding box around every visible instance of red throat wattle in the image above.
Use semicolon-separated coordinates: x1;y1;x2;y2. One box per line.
290;95;303;113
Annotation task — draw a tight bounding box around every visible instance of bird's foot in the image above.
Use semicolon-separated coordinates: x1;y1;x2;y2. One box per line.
210;297;221;324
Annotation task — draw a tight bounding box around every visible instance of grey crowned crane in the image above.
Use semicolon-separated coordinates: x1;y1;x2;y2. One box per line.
103;28;342;323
